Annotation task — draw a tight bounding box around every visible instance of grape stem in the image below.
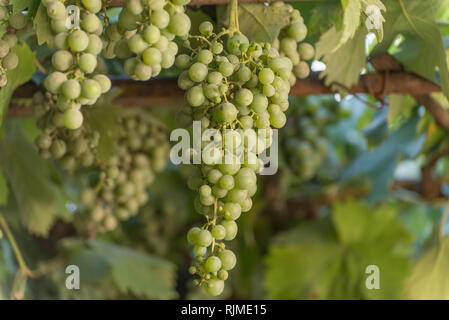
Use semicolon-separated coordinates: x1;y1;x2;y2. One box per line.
228;0;240;36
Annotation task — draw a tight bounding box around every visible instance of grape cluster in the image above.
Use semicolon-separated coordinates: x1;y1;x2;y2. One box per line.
79;109;170;232
0;5;31;87
272;3;314;80
178;22;293;296
282;97;337;181
42;0;111;130
103;0;191;81
34;91;100;168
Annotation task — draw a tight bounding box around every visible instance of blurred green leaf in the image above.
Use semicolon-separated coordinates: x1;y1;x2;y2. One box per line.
0;120;70;236
265;200;413;299
33;3;53;46
0;43;35;127
405;237;449;299
90;240;178;299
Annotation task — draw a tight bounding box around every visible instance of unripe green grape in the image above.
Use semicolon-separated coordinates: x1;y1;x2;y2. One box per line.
128;34;148;54
85;34;103;55
50;139;67;158
219;175;234;191
207;71;223;85
142;47;162;67
168;12;191;37
234;88;253;107
154;35;168;52
0;40;9;58
211;225;226;240
46;2;66;20
151;64;162;77
217;270;228;280
79;53;97;73
50;18;67;33
2;53;17;71
213;102;238;123
218;61;234;77
226;34;249;55
126;0;143;15
270;111;287;128
51;50;73;71
199;21;213;35
205;279;224;296
82;0;102;14
199;185;212;197
189;62;208;82
101;41;116;59
44;71;67;94
175;54;191;70
188;266;197;275
211;41;223;55
151;10;170;29
236;65;251;83
92;74;111;93
293;61;310;79
187;226;201;244
118;9;139;31
81;13;101;33
143;25;161;44
258;68;275;84
280;37;297;57
133;62;152;80
197;229;213;247
197;49;213;65
186;85;205;107
105;24;122;41
81;79;102;99
207;169;222;184
124;57;138;76
227;189;247;205
36;135;52;149
239;115;253;129
3;34;17;48
220;220;238;241
223;202;241;220
287;21;307;42
298;42;315;61
61;79;81;100
249;94;268;113
205;256;222;273
63;109;83;129
204;85;219;100
68;30;89;52
218;249;236;270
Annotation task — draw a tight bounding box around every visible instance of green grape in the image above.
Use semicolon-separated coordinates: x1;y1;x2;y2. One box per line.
142;47;162;66
68;30;89;52
92;74;111;93
44;71;67;94
151;10;170;28
2;52;18;70
218;250;236;270
128;34;148;54
204;279;224;296
81;13;101;33
205;256;222;273
134;62;152;80
61;79;81;100
168;12;191;37
78;53;97;73
81;79;101;99
82;0;102;14
143;25;161;44
63;109;84;129
189;62;208;82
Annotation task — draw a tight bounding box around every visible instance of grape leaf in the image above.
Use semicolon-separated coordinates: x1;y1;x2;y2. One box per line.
264;201;413;299
33;3;53;46
336;0;362;51
0;43;35;128
373;0;449;100
307;1;343;36
217;3;291;43
0;169;8;206
90;240;177;299
10;0;39;16
0;121;70;236
315;27;367;93
405;237;449;299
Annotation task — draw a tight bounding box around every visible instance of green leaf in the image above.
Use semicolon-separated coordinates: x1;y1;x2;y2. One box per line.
374;0;449;100
0;43;35;127
89;240;177;299
33;3;53;46
10;0;40;16
0;121;70;236
307;2;343;36
265;201;413;299
387;94;416;125
336;0;362;51
316;27;367;93
217;3;291;43
405;237;449;299
0;169;8;206
83;89;122;163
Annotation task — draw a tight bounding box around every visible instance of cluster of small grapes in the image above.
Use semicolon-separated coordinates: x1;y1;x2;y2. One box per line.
0;5;32;87
34;91;100;169
103;0;191;81
282;97;337;181
178;21;293;296
79;110;170;232
273;3;314;80
42;0;111;130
